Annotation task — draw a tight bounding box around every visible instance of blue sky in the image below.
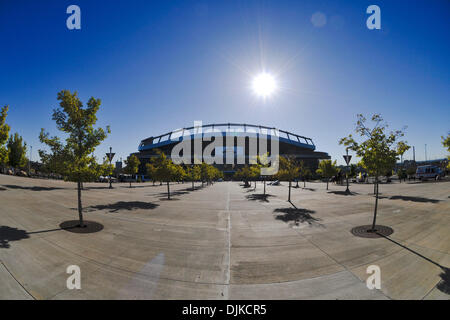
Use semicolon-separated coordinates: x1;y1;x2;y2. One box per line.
0;0;449;165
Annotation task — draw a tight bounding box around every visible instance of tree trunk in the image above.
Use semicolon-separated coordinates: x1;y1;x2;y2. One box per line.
129;180;132;188
263;180;266;195
303;179;306;188
371;178;379;231
192;180;194;190
326;180;329;190
254;181;256;189
77;181;85;227
167;181;170;200
288;180;291;202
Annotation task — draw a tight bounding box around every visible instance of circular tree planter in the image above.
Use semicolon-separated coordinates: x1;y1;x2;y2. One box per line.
59;220;104;234
350;225;393;238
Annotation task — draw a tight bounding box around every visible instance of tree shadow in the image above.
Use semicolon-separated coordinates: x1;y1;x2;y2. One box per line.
273;202;322;227
179;186;204;192
301;187;316;192
328;190;359;196
84;186;112;190
85;201;159;213
155;191;189;197
0;226;30;248
2;185;64;191
437;267;450;295
377;233;450;295
389;195;441;203
0;187;6;191
246;193;274;203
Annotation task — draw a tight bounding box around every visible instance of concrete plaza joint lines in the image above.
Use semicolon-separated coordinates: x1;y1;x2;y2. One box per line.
0;174;449;299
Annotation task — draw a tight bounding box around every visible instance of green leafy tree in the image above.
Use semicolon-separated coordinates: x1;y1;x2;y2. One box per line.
100;156;114;186
442;133;450;171
124;154;140;188
39;90;110;227
154;151;181;200
145;162;157;185
316;160;338;190
348;164;357;179
7;133;27;169
303;168;311;188
253;153;272;195
234;165;252;187
398;168;407;182
276;156;300;202
0;105;10;167
339;114;409;231
406;166;416;179
442;133;450;152
185;165;201;190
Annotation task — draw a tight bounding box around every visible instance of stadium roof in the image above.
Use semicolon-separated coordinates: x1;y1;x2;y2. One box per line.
138;123;316;152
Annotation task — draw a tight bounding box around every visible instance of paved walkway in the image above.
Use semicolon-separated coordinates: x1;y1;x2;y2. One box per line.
0;174;449;299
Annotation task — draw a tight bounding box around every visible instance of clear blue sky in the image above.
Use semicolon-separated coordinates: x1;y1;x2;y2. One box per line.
0;0;449;165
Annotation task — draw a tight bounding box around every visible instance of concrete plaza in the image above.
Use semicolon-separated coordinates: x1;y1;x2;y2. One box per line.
0;174;449;299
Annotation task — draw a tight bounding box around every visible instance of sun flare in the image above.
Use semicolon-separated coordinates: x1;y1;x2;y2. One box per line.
252;72;277;98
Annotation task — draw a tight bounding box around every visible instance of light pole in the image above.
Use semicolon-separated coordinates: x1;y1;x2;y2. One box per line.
343;148;352;194
106;147;115;189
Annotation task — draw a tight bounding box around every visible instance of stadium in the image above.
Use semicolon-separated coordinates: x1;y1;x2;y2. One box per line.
131;123;330;178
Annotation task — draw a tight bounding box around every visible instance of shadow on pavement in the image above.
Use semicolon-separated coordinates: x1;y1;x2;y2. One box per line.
1;221;105;248
0;226;30;248
86;201;159;213
327;190;358;196
377;233;449;295
389;195;441;203
246;193;274;202
274;202;322;227
59;220;104;234
2;184;64;191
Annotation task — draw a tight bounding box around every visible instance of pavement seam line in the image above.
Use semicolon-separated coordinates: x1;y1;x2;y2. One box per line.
0;261;36;300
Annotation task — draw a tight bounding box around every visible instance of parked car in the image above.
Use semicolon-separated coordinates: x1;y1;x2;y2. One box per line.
415;165;444;181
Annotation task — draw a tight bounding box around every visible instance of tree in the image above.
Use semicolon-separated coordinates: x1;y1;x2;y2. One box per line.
101;156;114;183
7;133;28;169
0;105;10;167
234;165;252;187
316;160;338;190
276;156;300;202
154;151;181;200
39;90;110;227
398;168;407;182
442;133;450;152
254;153;272;195
249;164;260;189
442;133;450;171
339;114;409;231
185;165;201;190
303;168;311;188
124;154;140;188
145;162;157;185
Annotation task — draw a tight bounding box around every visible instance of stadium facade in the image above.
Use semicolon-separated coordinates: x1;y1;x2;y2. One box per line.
131;123;330;178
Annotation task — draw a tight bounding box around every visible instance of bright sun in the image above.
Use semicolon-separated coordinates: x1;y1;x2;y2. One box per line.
252;72;277;98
